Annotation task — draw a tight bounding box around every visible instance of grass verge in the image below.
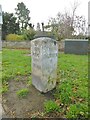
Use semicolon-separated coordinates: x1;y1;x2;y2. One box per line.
2;49;88;118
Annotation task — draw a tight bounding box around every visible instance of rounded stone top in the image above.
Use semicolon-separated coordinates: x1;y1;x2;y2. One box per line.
34;31;55;39
32;36;56;42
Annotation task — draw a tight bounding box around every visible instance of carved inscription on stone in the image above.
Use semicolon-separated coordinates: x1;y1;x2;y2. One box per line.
31;37;58;93
31;40;42;77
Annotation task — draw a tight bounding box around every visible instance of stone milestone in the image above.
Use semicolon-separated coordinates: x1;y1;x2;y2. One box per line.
31;37;58;93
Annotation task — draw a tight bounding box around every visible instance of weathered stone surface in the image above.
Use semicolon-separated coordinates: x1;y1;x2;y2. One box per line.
31;37;58;93
2;41;31;49
0;95;7;119
2;41;64;51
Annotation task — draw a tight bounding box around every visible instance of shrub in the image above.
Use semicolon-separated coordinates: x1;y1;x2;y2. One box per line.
44;100;60;113
16;35;24;41
23;28;36;40
6;34;24;41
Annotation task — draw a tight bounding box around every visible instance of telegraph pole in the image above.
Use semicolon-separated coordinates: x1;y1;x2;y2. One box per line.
88;1;90;36
0;5;3;50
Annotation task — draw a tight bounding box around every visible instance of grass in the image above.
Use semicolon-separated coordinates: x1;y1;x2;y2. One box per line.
2;49;88;118
44;100;61;113
2;49;31;93
16;88;29;98
27;76;32;86
54;54;88;118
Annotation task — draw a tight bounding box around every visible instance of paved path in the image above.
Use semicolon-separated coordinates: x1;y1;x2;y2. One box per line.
0;95;7;119
0;103;3;119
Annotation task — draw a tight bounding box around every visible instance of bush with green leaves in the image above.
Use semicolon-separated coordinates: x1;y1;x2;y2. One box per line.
6;34;24;41
23;28;36;40
44;100;60;113
16;88;29;98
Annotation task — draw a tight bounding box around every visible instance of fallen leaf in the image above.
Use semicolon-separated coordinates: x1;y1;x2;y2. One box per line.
55;99;61;106
67;106;70;111
71;96;76;103
72;87;77;93
78;98;84;102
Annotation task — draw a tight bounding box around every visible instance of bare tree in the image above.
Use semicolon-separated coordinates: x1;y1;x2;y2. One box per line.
46;0;87;40
48;11;74;40
70;0;80;27
74;16;87;35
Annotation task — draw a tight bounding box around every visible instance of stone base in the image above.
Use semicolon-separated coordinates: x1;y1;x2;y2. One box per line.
32;74;56;93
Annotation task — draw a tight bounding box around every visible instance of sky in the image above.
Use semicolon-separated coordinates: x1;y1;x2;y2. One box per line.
0;0;89;28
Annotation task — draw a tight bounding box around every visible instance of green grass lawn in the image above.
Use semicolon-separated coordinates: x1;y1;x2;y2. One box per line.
2;49;31;93
2;49;88;118
55;53;88;118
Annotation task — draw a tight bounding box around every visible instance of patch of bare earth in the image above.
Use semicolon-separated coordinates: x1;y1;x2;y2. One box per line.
2;76;57;118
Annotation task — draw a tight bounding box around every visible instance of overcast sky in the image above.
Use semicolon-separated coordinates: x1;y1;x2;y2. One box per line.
0;0;89;28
